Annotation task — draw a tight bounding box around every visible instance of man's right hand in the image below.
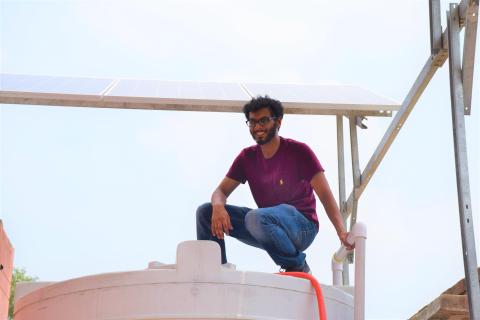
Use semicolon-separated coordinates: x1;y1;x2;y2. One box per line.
211;205;233;239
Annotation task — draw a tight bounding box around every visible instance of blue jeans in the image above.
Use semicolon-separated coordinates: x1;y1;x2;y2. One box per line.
196;203;318;268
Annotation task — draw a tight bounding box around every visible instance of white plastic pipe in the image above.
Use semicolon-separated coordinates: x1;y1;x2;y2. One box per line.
332;257;343;286
353;227;366;320
332;228;356;285
331;222;367;320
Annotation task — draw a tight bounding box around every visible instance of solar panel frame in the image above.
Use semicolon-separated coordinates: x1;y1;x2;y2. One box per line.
0;74;400;116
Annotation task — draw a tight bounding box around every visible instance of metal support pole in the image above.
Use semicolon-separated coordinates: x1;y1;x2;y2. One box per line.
460;0;478;114
349;116;361;228
343;0;476;219
336;115;349;285
429;0;443;54
447;4;480;318
344;56;441;218
348;116;361;263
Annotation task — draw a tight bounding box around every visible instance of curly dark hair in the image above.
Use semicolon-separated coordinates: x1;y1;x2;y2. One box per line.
242;95;284;120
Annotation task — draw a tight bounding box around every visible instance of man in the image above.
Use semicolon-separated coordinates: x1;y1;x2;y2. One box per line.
196;96;352;274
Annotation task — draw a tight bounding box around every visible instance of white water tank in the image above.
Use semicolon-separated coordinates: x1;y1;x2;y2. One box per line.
14;241;353;319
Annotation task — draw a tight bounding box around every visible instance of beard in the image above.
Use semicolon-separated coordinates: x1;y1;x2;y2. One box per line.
251;123;278;145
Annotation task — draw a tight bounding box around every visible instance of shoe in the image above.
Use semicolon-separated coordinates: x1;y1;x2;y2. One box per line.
280;261;312;274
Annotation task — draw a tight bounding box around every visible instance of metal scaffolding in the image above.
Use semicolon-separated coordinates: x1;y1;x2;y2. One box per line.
337;0;479;317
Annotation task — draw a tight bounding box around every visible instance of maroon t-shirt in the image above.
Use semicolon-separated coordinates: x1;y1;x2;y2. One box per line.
226;137;324;226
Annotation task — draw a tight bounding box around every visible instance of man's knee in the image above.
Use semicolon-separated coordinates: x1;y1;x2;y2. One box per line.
245;209;269;235
196;202;212;223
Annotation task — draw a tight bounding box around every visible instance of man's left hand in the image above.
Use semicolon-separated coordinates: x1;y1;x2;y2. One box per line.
339;231;355;250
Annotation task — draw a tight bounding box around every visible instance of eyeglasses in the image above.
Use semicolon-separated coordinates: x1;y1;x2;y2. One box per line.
246;116;277;128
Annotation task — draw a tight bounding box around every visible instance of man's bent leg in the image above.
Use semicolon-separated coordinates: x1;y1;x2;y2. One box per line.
196;203;258;264
244;204;317;269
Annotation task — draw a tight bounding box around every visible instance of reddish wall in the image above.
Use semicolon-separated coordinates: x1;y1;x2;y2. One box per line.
0;221;14;320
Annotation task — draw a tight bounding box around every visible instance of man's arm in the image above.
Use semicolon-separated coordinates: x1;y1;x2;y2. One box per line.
210;177;240;239
311;171;354;250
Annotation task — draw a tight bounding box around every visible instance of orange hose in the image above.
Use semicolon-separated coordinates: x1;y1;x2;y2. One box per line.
277;272;327;320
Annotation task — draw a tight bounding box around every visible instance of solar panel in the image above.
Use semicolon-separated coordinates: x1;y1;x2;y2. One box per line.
106;80;249;106
244;83;398;114
0;74;114;101
0;74;400;116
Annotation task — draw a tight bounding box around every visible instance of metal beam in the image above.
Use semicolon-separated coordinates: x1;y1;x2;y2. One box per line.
437;0;479;53
461;0;478;114
447;4;480;318
349;116;361;228
344;0;477;216
336;115;350;285
348;116;361;264
337;115;347;219
459;0;479;28
345;56;441;217
433;0;477;65
430;0;443;54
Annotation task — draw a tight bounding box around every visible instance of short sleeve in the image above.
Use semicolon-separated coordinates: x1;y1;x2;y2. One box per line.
297;143;324;182
226;149;247;184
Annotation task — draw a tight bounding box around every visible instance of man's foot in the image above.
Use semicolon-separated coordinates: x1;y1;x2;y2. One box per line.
280;261;312;274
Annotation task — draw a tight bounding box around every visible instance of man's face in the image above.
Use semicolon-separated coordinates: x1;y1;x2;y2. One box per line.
247;108;281;145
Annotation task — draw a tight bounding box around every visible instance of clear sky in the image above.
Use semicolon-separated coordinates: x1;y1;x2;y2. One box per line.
1;0;479;319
